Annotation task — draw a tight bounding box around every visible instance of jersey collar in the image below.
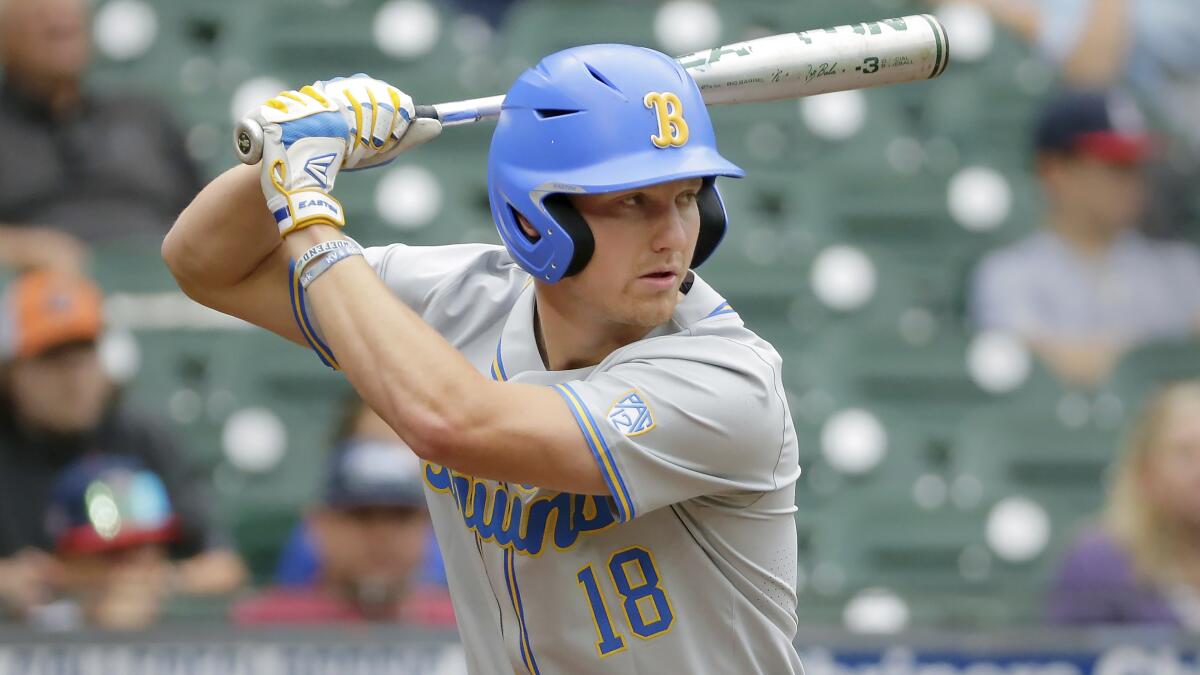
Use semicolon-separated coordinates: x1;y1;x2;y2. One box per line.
492;272;735;382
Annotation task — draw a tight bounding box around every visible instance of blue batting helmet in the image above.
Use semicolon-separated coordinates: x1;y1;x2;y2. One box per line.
487;44;744;283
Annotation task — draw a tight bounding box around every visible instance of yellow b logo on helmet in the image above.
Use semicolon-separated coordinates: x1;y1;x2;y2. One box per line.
643;92;689;148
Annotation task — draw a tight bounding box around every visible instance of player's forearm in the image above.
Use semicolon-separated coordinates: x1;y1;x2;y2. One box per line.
974;0;1039;43
285;227;496;462
1060;0;1128;86
1028;338;1123;387
163;164;282;293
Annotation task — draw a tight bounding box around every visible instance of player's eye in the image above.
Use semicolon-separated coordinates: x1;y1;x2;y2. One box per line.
677;191;699;205
620;194;644;208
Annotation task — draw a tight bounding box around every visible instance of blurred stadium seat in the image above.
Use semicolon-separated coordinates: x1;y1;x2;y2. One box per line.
1106;340;1200;414
953;405;1118;507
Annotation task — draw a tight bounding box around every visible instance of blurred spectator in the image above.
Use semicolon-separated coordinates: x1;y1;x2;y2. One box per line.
38;455;180;630
449;0;520;29
1048;381;1200;626
273;400;447;590
233;402;452;626
0;0;204;271
969;91;1200;387
934;0;1199;147
0;270;245;619
933;0;1200;235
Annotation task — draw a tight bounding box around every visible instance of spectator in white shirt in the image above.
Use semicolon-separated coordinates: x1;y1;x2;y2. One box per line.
970;91;1200;387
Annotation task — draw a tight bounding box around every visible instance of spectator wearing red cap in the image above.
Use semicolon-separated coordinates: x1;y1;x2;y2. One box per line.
0;270;245;619
927;0;1200;237
969;91;1200;387
41;455;182;629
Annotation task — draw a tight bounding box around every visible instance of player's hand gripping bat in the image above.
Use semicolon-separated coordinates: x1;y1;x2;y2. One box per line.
234;13;949;164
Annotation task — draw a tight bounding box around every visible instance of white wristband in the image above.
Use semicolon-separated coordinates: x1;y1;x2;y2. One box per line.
300;245;364;289
295;239;358;278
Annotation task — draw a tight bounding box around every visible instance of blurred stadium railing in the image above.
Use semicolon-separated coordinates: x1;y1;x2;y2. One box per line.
1;625;1198;674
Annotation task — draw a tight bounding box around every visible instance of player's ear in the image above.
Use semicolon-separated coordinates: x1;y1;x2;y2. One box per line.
516;213;540;242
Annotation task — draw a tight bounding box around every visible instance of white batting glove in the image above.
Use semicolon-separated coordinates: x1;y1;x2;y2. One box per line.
250;75;442;236
319;75;442;170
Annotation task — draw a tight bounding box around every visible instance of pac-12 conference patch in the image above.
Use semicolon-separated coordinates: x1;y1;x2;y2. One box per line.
607;391;655;437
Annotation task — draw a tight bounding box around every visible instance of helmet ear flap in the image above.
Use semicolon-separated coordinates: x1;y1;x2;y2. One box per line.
691;177;727;269
543;195;595;278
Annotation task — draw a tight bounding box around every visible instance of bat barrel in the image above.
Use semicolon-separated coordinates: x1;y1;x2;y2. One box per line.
681;13;949;105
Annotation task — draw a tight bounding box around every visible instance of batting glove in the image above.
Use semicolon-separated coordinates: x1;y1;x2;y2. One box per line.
250;75;442;236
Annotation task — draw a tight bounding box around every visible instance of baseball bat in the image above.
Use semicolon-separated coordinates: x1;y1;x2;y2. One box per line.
234;14;949;164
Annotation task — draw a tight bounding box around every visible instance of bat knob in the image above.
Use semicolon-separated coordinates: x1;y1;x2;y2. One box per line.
234;119;265;165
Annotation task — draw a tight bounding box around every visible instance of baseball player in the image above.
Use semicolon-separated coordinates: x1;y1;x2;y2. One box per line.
164;44;802;674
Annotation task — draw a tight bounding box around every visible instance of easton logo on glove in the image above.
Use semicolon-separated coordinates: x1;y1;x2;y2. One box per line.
304;153;338;189
297;198;340;213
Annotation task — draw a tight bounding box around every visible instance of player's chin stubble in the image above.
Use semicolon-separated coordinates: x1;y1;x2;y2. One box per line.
609;285;682;328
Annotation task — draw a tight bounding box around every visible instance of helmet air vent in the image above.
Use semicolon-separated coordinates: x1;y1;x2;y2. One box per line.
585;63;623;96
534;108;582;119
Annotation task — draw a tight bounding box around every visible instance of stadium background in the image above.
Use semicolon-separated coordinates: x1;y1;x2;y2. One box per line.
3;0;1200;672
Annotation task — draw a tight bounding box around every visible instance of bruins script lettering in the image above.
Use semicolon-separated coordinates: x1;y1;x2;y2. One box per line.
425;462;618;556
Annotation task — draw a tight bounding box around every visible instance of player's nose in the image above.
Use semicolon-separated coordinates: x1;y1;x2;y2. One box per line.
649;204;689;254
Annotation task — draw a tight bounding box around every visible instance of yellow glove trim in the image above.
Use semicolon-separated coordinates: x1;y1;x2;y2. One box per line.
300;85;330;107
367;87;382;148
344;90;366;148
279;91;308;106
270;159;289;195
269;160;345;237
388;86;405;149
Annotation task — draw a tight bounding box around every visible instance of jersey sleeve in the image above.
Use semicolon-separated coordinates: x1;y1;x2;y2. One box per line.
552;337;793;522
363;242;520;322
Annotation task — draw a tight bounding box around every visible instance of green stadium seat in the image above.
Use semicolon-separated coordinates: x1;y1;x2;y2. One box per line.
206;330;347;410
815;496;986;591
225;497;304;584
812;495;1046;628
121;328;228;466
794;325;1059;426
1106;340;1200;416
200;331;347;581
920;71;1041;165
498;1;666;63
952;404;1117;514
343;143;496;249
90;237;178;294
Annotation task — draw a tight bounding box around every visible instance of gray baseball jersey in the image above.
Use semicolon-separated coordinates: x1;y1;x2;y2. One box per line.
359;242;803;675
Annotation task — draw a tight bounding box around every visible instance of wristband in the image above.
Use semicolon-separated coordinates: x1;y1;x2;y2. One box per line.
295;239;357;278
300;244;364;289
